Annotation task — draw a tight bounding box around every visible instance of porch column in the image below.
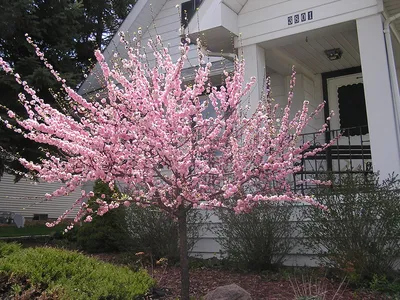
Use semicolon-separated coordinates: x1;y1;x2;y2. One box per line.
356;14;400;176
240;44;266;116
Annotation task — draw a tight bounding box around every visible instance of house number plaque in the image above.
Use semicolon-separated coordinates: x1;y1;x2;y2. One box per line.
288;11;313;26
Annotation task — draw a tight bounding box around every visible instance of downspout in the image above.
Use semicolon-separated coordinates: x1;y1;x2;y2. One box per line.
383;12;400;170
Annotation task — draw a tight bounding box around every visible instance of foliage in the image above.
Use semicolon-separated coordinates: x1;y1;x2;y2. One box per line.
0;242;154;299
0;242;22;258
0;0;136;179
75;180;130;253
0;29;333;299
0;35;332;225
301;173;400;282
369;274;400;294
125;205;208;262
215;202;299;271
81;0;138;49
0;0;84;179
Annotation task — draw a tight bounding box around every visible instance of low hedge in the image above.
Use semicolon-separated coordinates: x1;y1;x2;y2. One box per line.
0;242;154;299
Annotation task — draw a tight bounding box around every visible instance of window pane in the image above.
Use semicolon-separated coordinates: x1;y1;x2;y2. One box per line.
337;83;368;136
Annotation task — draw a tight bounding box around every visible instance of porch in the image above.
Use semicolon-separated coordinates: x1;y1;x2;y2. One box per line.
240;11;400;179
293;125;372;192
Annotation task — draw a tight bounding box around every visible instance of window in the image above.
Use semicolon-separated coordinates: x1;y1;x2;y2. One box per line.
181;0;203;28
337;83;368;136
33;214;48;221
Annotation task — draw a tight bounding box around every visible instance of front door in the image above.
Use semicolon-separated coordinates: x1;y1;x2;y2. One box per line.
327;73;371;172
327;73;369;141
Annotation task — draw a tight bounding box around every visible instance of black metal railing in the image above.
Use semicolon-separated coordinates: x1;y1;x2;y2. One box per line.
293;125;372;193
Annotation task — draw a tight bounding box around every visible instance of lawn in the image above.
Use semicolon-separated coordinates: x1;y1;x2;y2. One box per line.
0;224;64;238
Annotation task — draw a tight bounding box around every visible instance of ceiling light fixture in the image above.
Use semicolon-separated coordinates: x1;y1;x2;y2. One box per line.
324;48;343;61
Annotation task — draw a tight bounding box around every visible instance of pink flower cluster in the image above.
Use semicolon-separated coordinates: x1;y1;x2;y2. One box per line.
0;34;334;227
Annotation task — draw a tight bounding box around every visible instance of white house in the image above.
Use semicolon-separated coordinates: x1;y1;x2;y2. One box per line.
80;0;400;179
2;0;399;264
78;0;400;264
0;173;81;221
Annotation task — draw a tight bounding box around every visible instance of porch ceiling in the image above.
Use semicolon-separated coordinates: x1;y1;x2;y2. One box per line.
261;21;361;76
384;0;400;37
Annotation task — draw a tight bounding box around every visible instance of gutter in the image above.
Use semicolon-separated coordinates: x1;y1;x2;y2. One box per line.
383;13;400;169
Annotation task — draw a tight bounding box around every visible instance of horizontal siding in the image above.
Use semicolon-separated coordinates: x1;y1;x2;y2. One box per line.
190;208;400;269
141;0;222;68
189;208;325;266
222;0;247;14
239;0;337;27
238;0;380;47
0;174;81;219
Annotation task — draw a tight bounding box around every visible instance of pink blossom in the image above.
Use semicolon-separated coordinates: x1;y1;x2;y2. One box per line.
7;111;15;118
0;34;332;228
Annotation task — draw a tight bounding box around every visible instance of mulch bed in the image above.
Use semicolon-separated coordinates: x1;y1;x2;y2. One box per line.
92;253;389;300
150;266;387;299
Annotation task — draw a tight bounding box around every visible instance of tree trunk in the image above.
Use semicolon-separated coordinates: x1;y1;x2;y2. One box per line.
178;206;190;300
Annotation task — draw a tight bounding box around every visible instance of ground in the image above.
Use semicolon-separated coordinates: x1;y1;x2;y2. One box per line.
0;224;64;237
151;267;391;299
93;253;389;300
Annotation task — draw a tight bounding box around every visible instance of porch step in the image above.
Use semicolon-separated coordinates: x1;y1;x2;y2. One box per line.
304;145;372;160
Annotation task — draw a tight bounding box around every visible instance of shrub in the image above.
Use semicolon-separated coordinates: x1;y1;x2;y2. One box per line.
301;173;400;282
75;209;129;253
0;242;21;257
125;205;207;263
75;180;130;253
0;244;154;299
215;202;299;271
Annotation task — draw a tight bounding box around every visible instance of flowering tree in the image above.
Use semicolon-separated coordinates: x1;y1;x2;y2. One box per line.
0;33;333;299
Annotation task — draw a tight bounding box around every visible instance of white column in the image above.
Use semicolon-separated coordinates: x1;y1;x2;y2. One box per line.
240;44;266;116
357;14;400;176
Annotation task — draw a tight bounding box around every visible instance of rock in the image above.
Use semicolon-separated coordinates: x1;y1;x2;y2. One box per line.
204;283;252;300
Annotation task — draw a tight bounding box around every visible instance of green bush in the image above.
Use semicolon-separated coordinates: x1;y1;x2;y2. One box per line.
0;242;154;299
0;242;21;257
215;202;299;271
369;274;400;294
125;205;207;263
75;180;130;253
301;173;400;282
75;209;129;253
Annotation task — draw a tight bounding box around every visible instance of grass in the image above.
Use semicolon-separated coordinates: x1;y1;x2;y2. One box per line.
0;224;64;237
0;242;155;299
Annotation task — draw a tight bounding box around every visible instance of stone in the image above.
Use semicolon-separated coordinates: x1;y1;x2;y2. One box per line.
204;283;252;300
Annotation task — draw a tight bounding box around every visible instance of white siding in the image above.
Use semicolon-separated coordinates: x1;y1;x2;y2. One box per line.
222;0;247;14
141;0;221;69
238;0;381;47
190;208;322;267
269;73;286;104
0;174;81;219
270;73;324;134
